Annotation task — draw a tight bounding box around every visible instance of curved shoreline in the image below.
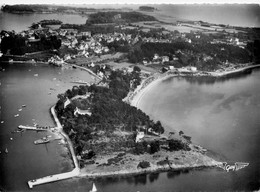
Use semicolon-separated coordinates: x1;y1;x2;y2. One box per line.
28;63;260;187
129;64;260;108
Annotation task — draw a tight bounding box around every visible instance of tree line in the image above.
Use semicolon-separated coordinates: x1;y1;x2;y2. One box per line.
128;41;252;70
0;31;61;55
55;69;165;153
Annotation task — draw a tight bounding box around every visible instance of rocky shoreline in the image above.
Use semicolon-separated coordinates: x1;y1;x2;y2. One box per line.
50;101;221;181
79;149;221;179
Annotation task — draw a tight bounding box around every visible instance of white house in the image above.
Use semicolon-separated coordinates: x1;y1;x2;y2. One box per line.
190;66;197;72
136;131;145;143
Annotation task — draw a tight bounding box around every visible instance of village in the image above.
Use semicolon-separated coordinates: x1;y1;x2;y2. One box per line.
0;12;255;79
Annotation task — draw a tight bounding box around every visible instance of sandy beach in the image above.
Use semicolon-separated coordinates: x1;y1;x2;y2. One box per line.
129;63;260;109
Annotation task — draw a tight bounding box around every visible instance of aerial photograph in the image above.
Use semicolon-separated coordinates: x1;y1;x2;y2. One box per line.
0;0;259;191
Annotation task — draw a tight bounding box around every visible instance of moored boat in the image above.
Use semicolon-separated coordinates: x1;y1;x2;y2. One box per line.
34;137;50;145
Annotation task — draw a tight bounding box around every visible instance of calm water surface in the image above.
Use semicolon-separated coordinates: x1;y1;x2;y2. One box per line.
154;4;260;27
0;8;260;191
138;69;260;191
0;63;94;191
1;64;260;191
0;11;87;32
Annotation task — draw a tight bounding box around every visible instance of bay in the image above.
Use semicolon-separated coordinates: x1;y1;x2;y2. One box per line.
0;11;87;32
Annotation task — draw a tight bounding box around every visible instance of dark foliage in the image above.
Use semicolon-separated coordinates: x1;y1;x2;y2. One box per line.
128;41;251;70
2;5;35;13
168;139;191;151
0;31;61;55
55;69;165;154
150;141;160;154
86;11;156;25
138;161;150;169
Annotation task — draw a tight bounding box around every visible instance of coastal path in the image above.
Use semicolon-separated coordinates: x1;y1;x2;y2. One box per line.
27;106;80;188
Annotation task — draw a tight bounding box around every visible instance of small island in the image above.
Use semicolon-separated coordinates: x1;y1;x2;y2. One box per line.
139;6;156;12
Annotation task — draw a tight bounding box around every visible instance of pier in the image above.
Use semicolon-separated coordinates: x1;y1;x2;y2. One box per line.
18;125;49;131
28;168;80;189
27;105;80;188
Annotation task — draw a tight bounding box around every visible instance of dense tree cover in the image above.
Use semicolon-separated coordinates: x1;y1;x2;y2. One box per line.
101;39;131;53
128;41;252;69
168;139;191;151
0;31;61;55
55;69;165;155
247;39;260;63
61;24;116;35
2;5;35;13
86;11;157;25
1;4;96;13
30;20;62;29
139;6;155;11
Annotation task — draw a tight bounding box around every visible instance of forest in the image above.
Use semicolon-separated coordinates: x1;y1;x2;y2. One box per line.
128;41;252;70
55;69;167;156
86;11;157;24
0;31;61;55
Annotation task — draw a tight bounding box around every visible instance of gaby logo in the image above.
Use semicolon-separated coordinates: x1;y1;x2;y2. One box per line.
217;162;249;172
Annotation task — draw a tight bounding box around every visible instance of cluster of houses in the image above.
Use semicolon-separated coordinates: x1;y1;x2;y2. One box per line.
210;36;247;49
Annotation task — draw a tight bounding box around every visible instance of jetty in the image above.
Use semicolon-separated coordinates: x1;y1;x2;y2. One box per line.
71;80;90;85
71;64;102;81
27;105;80;188
18;125;49;131
28;168;79;189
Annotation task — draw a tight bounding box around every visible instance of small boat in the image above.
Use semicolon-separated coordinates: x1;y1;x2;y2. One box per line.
34;74;38;77
18;108;22;112
1;121;4;124
5;148;8;153
11;129;25;133
89;183;97;192
14;114;19;117
10;137;13;141
34;137;50;145
22;105;26;108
